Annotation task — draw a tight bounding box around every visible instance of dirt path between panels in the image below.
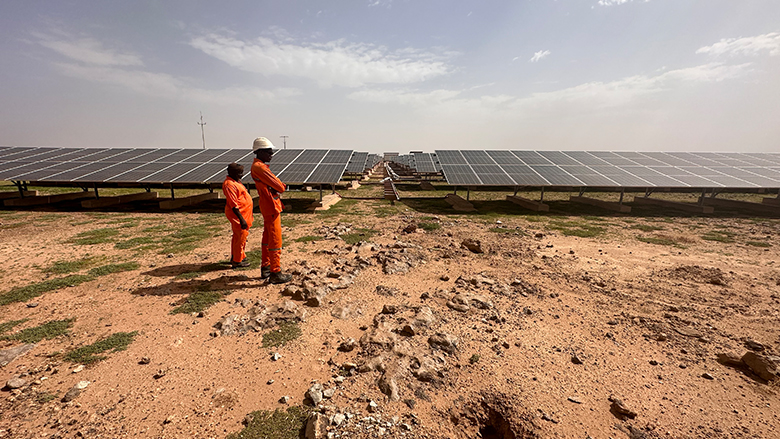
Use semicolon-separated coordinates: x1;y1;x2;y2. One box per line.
0;201;779;439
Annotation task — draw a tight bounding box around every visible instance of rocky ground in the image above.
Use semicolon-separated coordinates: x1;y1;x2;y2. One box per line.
0;199;779;439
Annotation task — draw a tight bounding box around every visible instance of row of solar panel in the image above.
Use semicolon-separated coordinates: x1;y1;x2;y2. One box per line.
435;150;780;188
0;147;363;185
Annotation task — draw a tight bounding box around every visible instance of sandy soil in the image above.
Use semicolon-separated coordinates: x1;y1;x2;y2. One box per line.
0;200;779;439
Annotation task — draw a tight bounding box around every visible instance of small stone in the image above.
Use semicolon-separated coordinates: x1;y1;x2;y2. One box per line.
62;381;90;402
523;307;533;315
381;304;399;314
742;352;778;381
338;338;357;352
368;400;379;413
279;395;291;404
267;379;275;385
440;275;450;281
139;357;151;365
72;365;84;374
166;253;174;258
305;413;328;439
649;360;659;366
26;302;38;308
717;352;746;368
568;396;582;404
702;373;714;380
461;238;483;254
271;352;282;361
163;415;175;424
323;388;335;399
153;369;166;379
656;333;668;342
571;354;583;365
330;413;346;426
745;340;766;352
5;377;26;390
307;383;324;405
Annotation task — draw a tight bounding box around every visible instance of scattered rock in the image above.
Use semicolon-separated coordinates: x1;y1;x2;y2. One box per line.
609;397;637;420
446;294;470;312
153;369;166;379
375;285;398;297
461;239;483;254
381;304;399;314
368;400;379;413
62;381;90;402
139;357;151;365
674;327;703;338
26;302;38;308
271;352;282;361
378;374;400;401
323;388;335;399
338;338;357;352
72;365;84;374
306;383;324;405
717;352;745;368
702;372;714;380
330;413;346;426
279;395;290;404
571;354;583;365
568;396;582;404
440;274;450;281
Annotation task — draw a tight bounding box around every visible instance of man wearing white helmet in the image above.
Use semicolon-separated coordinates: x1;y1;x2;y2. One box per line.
250;137;292;284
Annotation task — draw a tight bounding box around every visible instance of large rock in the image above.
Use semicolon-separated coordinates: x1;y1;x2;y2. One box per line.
305;413;328;439
742;352;778;381
377;373;400;401
5;377;26;390
306;383;324;405
0;344;35;367
446;294;470;312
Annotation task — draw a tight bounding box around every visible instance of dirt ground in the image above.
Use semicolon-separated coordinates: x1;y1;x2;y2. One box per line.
1;193;779;439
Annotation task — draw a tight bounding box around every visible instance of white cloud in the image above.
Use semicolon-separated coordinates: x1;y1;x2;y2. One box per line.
348;62;752;116
32;31;143;66
529;50;551;63
189;34;451;88
52;62;301;105
697;32;780;57
597;0;650;6
33;31;299;105
368;0;392;8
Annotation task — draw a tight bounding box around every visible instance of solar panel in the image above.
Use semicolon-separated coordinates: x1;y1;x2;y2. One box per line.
512;151;551;165
461;150;494;165
322;150;353;164
345;152;369;173
529;165;582;186
306;164;348;184
294;149;328;163
413;153;437;173
486;150;523;165
277;163;317;183
562;151;610;166
537;151;580;166
440;164;481;185
436;150;467;165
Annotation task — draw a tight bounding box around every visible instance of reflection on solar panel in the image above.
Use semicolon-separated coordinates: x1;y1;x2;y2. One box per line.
0;147;353;186
435;150;780;188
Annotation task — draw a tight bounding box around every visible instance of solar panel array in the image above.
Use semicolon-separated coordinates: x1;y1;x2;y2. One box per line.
0;147;354;186
436;150;780;188
412;152;439;173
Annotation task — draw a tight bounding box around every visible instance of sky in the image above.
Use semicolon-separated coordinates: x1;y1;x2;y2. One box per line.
1;1;779;154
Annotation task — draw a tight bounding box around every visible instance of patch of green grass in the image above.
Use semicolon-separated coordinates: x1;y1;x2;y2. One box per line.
637;236;679;247
115;236;156;249
88;262;140;277
35;392;58;404
141;225;170;233
583;216;607;222
701;231;736;243
37;213;61;222
372;205;401;218
65;331;139;364
262;322;302;348
176;272;202;279
631;224;665;232
316;198;360;217
0;275;95;306
469;354;480;364
227;406;311;439
0;319;74;343
72;228;120;245
746;241;771;248
43;257;100;274
171;290;225;314
523;216;546;223
340;228;378;245
0;319;29;335
549;220;604;238
294;235;321;243
418;222;441;231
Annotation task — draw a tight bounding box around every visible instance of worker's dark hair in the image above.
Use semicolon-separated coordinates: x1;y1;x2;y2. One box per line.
227;163;244;174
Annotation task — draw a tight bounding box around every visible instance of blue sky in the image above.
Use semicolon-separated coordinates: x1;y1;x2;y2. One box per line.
1;1;778;153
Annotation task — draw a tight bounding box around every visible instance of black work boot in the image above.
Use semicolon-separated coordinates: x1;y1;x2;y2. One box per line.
260;266;271;279
269;271;292;284
231;261;250;269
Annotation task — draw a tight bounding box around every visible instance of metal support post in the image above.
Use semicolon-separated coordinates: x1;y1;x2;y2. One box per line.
13;181;23;197
466;188;470;201
319;185;323;201
331;184;336;194
513;187;519;196
170;184;175;200
619;189;625;206
144;186;151;193
454;186;457;196
579;187;586;197
540;187;545;202
93;183;99;199
699;189;706;206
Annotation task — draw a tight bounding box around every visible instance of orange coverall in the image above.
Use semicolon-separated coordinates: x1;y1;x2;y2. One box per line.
222;176;254;264
251;158;286;273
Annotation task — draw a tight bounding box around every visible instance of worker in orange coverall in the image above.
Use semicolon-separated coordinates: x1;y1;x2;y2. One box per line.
250;137;292;284
222;163;253;269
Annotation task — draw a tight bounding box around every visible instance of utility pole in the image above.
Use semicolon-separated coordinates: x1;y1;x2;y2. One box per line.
197;112;207;149
280;135;288;150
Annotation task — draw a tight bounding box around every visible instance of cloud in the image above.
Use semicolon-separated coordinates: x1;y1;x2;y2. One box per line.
697;32;780;57
189;34;451;88
529;50;551;63
31;31;143;66
33;31;299;105
347;62;752;116
368;0;392;8
597;0;650;5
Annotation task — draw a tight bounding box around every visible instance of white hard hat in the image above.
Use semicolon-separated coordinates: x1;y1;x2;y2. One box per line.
252;137;276;152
